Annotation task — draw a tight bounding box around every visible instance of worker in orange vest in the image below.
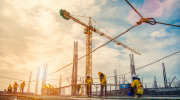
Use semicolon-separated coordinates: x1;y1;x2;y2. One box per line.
20;81;25;94
13;82;18;94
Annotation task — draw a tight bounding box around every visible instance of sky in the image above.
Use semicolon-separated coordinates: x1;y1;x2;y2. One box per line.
0;0;180;94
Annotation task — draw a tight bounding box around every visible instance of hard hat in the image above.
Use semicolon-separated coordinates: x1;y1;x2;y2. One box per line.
132;74;137;78
98;71;101;75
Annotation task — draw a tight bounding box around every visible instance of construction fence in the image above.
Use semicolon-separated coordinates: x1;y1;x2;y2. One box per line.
41;84;180;97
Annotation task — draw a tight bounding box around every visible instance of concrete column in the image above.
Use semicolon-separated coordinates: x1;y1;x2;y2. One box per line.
59;75;62;96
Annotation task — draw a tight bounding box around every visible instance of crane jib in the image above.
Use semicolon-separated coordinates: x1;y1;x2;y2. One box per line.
59;9;141;55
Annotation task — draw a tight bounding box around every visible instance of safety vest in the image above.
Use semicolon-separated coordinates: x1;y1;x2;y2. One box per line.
21;83;25;88
8;86;12;90
48;85;51;89
86;78;93;84
13;83;18;88
43;85;47;89
131;79;143;95
99;73;107;84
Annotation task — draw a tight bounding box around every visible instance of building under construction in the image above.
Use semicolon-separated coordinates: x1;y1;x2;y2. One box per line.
1;0;180;100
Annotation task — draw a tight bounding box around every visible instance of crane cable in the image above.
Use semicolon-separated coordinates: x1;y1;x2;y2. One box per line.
125;0;180;27
91;18;114;36
71;14;114;36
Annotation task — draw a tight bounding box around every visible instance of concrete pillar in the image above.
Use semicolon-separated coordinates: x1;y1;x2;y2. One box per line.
59;75;62;96
35;67;40;95
27;71;32;93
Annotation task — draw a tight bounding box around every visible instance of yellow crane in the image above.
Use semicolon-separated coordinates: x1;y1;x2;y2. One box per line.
59;9;140;78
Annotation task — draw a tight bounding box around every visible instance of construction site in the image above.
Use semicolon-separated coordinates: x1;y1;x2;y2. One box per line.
0;0;180;100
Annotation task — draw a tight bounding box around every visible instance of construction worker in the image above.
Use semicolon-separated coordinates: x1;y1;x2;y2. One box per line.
48;84;51;95
98;71;107;97
55;86;58;95
76;83;83;96
20;81;25;94
13;82;18;94
131;74;143;98
52;85;54;95
7;85;12;94
85;76;93;97
19;90;21;95
43;84;48;95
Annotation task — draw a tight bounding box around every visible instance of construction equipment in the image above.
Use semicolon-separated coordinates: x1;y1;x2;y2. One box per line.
59;9;140;78
169;75;177;87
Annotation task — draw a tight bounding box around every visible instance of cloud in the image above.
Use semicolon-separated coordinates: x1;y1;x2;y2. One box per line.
141;0;163;18
0;0;179;94
127;9;141;25
151;29;167;37
0;0;107;93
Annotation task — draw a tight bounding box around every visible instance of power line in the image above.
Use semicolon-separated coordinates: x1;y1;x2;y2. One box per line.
0;76;28;82
0;82;12;85
2;50;179;85
90;50;180;79
135;51;180;71
115;50;180;77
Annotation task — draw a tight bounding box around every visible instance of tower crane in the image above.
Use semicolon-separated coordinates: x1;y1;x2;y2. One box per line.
59;9;140;78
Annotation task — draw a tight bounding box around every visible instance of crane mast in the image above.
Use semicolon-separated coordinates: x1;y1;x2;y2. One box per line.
85;17;92;77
